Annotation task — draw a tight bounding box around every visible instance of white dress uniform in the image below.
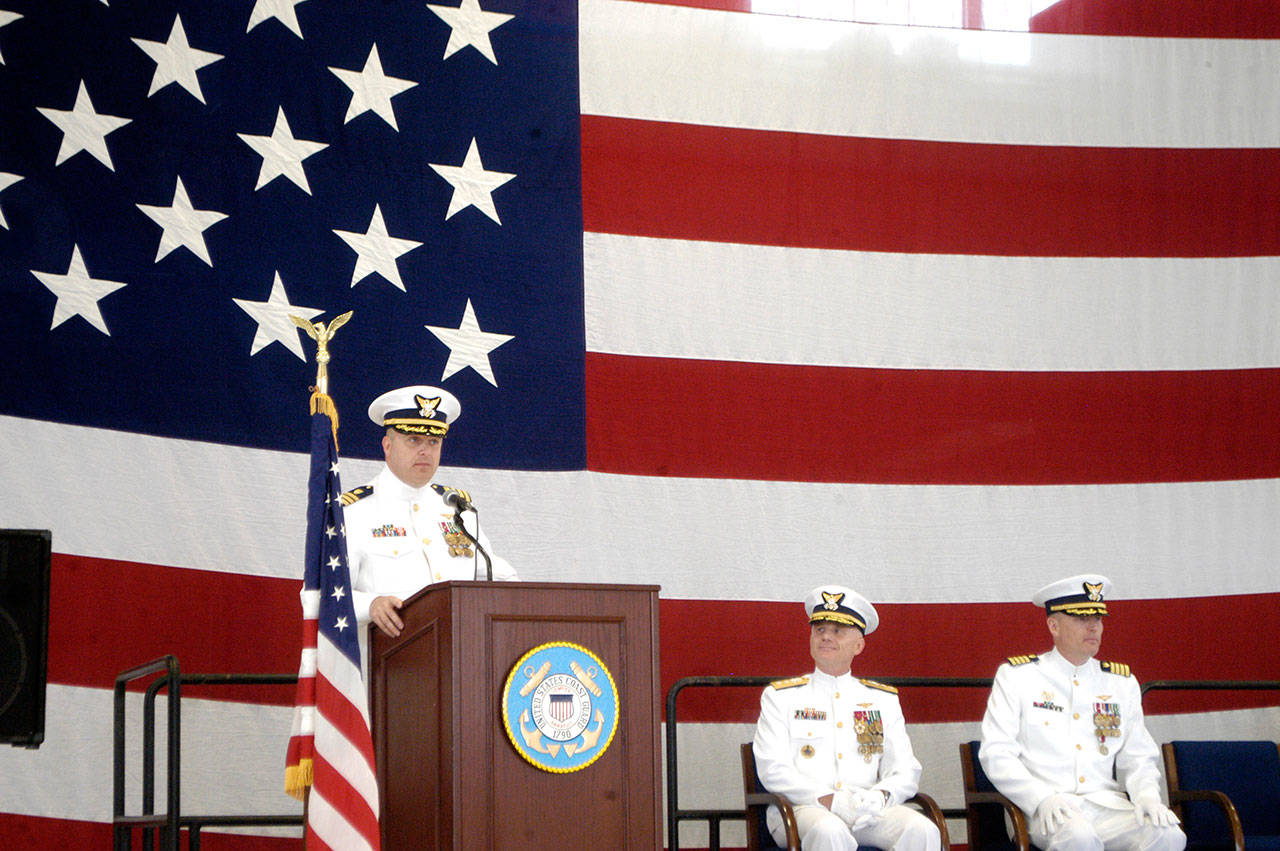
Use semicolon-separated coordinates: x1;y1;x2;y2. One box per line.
979;648;1184;851
344;465;517;657
754;669;940;851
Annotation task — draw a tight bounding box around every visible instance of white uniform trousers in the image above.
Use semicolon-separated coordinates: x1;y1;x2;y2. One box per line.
1028;798;1186;851
769;803;942;851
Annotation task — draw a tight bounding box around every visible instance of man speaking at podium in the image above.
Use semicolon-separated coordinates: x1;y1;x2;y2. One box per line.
343;385;517;648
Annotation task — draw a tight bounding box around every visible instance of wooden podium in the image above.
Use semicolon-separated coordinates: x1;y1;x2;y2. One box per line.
368;581;661;849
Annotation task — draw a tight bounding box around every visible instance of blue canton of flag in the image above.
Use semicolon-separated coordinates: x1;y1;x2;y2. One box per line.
0;0;585;469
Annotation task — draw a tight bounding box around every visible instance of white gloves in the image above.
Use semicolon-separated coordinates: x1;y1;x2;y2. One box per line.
1034;792;1083;835
829;789;861;827
830;788;888;830
1034;792;1179;834
1133;793;1180;827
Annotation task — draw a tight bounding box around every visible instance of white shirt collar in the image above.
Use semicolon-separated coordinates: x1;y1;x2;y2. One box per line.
1042;646;1099;676
376;465;437;502
809;668;855;692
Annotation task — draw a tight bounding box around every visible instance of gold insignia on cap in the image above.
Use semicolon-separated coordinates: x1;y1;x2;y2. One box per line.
415;394;442;419
1084;581;1104;602
821;591;844;611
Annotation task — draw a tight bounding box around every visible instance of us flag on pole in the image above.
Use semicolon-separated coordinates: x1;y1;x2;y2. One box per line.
284;391;380;851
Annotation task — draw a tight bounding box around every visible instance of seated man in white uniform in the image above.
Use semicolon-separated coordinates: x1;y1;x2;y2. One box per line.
344;385;517;652
979;574;1185;851
753;585;942;851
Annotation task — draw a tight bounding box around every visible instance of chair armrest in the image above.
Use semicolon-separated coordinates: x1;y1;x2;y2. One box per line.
1168;789;1244;851
906;792;951;848
966;789;1033;850
744;791;801;849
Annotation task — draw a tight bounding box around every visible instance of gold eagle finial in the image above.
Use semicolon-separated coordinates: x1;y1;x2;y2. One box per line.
291;311;353;394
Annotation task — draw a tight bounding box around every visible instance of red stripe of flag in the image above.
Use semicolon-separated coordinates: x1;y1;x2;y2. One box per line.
0;813;304;849
51;554;303;701
622;0;753;12
586;353;1280;484
294;675;316;706
581;116;1280;257
1030;0;1280;38
284;732;313;769
45;553;1280;720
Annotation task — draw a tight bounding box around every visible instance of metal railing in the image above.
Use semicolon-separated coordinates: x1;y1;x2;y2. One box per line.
664;674;993;851
1142;680;1280;697
663;675;1280;851
112;655;304;851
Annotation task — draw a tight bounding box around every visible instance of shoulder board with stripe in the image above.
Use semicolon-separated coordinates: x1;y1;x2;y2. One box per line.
1006;654;1040;667
859;678;898;694
340;485;373;506
769;676;809;690
1099;660;1132;678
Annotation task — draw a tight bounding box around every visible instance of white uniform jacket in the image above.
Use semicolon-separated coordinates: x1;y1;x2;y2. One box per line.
978;647;1164;818
343;466;517;626
753;669;923;809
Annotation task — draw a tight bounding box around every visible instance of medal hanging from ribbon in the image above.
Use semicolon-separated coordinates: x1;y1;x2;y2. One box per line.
1093;702;1120;755
853;710;884;763
440;518;474;557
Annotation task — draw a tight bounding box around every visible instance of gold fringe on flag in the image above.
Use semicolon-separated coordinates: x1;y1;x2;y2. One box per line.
310;390;340;448
284;758;314;801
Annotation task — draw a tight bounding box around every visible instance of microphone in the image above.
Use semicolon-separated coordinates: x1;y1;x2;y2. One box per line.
444;490;492;581
442;490;472;512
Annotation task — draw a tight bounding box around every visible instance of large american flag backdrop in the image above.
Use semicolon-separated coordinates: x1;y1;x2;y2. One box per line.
2;0;1279;847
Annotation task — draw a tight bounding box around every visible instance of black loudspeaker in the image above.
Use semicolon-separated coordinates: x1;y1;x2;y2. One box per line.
0;529;51;748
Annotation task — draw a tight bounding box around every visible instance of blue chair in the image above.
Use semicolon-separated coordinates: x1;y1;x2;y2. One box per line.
740;742;950;851
960;740;1040;851
1163;740;1280;851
